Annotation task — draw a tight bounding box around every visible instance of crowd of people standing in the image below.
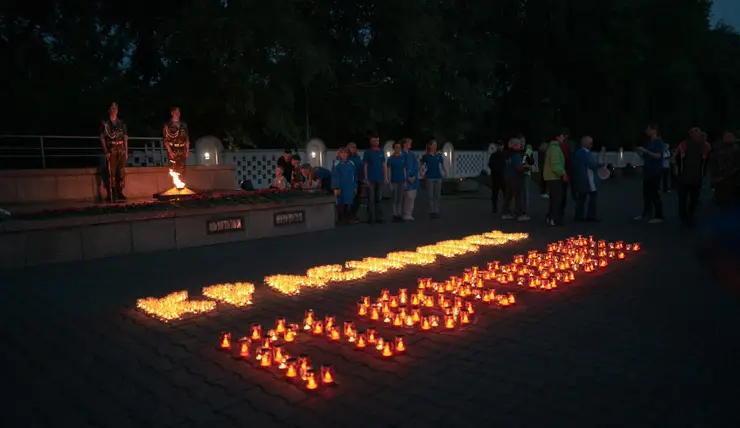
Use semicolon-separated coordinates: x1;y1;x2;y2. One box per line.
272;134;447;225
489;125;739;228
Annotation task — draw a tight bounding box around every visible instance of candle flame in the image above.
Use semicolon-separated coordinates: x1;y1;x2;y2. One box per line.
169;169;186;189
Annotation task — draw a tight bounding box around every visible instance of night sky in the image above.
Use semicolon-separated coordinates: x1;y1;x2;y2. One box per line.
712;0;740;29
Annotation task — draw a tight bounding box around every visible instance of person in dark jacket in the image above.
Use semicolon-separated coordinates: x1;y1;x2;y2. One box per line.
675;127;712;227
488;141;506;213
537;141;548;197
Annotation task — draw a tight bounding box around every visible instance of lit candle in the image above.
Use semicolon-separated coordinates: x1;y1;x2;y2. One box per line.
285;358;298;378
235;337;250;359
261;335;271;349
329;327;341;342
303;310;315;330
284;324;297;342
357;301;368;316
399;288;408;304
312;321;324;336
411;308;421;323
305;370;319;390
393;313;403;327
380;289;390;301
389;296;399;308
394;335;406;353
219;332;232;350
444;314;456;329
367;328;377;344
460;310;471;325
356;331;367;349
320;365;335;385
324;316;335;331
259;348;272;367
381;341;394;357
273;345;285;363
370;306;380;320
420;316;431;330
250;324;261;341
275;318;286;334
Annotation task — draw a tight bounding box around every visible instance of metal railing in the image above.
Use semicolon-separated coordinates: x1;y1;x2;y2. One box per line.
0;135;167;170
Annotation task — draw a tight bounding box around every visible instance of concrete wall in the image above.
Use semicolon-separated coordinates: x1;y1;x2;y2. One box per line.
0;165;237;204
0;196;335;269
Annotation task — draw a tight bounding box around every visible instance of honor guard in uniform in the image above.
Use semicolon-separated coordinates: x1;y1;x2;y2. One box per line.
163;107;190;176
100;102;128;201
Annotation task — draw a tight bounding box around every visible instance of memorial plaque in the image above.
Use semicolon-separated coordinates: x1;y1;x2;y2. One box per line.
206;217;244;235
274;210;305;227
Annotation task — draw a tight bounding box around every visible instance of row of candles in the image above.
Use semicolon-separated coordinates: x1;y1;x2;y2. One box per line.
264;230;528;295
135;230;528;322
214;235;640;391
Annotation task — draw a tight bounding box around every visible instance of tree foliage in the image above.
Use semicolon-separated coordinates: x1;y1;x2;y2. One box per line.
1;0;738;148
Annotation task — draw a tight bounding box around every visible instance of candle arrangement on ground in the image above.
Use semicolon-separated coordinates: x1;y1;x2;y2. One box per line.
211;235;641;397
135;230;527;322
217;319;338;391
137;282;257;321
264;230;528;295
480;236;639;291
136;291;217;322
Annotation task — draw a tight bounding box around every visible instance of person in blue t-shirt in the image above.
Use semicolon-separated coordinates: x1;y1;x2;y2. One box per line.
635;124;665;222
401;137;419;220
313;166;332;193
346;142;364;221
420;138;446;218
386;141;407;222
332;147;357;225
363;134;387;223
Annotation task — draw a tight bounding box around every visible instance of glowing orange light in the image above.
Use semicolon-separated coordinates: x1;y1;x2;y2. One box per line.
275;318;286;334
370;306;380;320
286;358;298;378
411;308;421;323
394;335;406;353
421;316;431;330
312;321;324;336
250;324;261;341
320;365;335;384
390;296;399;308
303;310;315;330
380;289;390;301
460;310;471;324
259;348;272;367
367;328;377;344
329;327;341;342
356;332;367;348
382;341;393;357
236;337;250;358
305;370;319;390
219;332;231;350
444;314;456;329
284;325;297;342
393;313;403;327
358;302;368;316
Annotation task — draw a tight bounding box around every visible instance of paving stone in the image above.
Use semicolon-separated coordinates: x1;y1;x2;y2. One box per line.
3;186;740;427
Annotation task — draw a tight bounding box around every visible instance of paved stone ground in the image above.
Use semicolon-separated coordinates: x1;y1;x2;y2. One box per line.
2;178;739;428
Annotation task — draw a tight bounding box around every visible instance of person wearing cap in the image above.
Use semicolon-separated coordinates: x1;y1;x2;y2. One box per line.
163;107;189;179
332;147;357;225
572;136;603;222
277;149;294;184
674;127;711;227
363;133;387;223
346;142;364;221
402;137;419;220
99;102;128;201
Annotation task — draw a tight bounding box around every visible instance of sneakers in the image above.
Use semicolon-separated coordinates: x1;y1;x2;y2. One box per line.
501;214;515;220
541;194;549;199
633;215;644;220
648;218;664;224
402;215;415;221
516;215;530;222
392;216;404;223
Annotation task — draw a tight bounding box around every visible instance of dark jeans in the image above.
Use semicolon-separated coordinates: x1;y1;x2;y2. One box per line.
336;204;350;224
490;177;504;211
366;181;384;222
546;180;564;224
503;178;523;216
642;176;663;218
538;167;546;194
575;191;598;220
348;181;362;217
560;180;571;214
677;182;701;225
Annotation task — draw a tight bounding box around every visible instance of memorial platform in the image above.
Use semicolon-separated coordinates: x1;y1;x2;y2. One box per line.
0;190;336;269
